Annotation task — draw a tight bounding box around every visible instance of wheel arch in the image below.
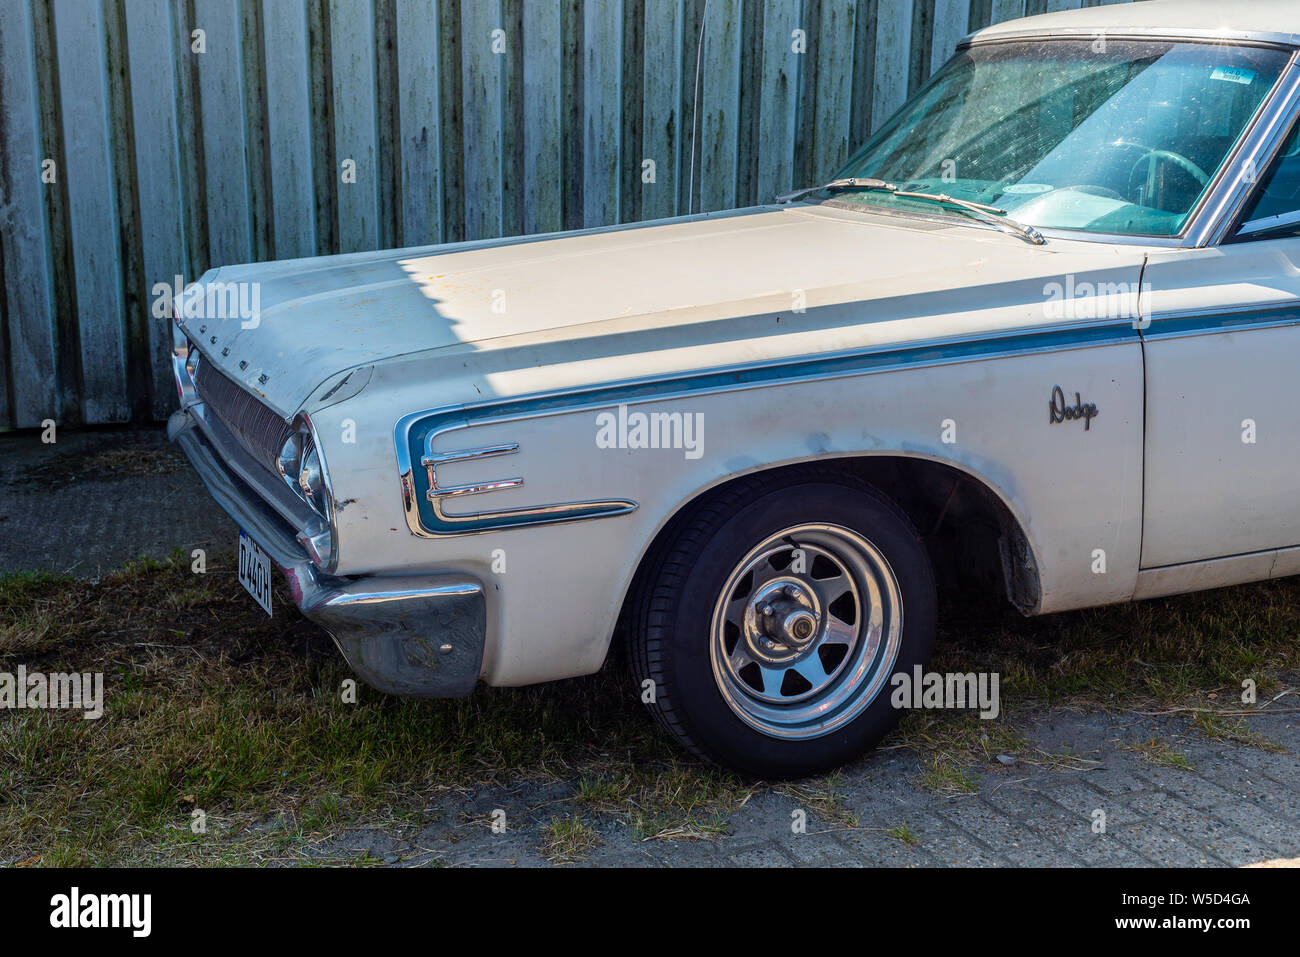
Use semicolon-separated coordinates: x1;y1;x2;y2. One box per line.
614;452;1044;649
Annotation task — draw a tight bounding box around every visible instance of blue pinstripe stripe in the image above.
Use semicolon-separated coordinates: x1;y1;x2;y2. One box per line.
396;317;1151;534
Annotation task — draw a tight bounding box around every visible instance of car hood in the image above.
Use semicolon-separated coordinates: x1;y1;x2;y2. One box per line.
181;205;1149;417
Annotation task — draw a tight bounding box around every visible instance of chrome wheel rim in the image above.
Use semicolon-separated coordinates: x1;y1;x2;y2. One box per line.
708;523;903;740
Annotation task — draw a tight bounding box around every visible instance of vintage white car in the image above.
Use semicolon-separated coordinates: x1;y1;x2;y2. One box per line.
170;0;1300;777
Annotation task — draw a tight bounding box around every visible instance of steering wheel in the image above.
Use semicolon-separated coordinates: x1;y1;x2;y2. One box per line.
1111;138;1209;209
1129;148;1210;189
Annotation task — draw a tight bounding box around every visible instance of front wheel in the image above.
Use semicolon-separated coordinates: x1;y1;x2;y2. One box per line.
628;471;936;778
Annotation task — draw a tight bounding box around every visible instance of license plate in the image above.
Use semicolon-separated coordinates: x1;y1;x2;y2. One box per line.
237;531;273;616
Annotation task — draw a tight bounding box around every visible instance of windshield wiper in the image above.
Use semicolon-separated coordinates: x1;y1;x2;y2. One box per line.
776;178;1046;245
774;177;892;203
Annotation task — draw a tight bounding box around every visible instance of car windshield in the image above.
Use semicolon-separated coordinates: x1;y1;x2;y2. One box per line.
824;40;1291;238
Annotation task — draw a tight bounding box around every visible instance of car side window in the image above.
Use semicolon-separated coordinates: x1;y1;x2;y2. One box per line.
1232;119;1300;242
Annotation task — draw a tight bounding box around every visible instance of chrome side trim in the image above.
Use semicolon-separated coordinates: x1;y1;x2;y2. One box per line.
1140;301;1300;341
1238;207;1300;236
398;416;638;538
424;442;524;498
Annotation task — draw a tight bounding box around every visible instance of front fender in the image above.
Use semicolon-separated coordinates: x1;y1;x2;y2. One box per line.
358;332;1143;687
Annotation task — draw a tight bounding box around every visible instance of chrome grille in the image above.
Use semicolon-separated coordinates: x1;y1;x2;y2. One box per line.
194;360;290;474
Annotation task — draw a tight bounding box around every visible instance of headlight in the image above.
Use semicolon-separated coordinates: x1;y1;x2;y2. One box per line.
279;416;336;569
278;426;330;518
277;432;303;485
298;444;328;515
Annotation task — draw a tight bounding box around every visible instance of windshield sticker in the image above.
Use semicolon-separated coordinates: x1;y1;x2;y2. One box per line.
1210;66;1255;86
1002;183;1053;195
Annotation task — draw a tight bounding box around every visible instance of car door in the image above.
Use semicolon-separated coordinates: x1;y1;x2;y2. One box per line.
1140;118;1300;568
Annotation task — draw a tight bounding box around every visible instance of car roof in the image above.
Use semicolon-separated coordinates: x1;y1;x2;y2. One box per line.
970;0;1300;49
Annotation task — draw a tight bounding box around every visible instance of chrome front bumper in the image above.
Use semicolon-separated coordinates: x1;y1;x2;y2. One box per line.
169;407;487;697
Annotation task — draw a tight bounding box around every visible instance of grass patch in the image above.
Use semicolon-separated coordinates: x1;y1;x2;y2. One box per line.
1124;738;1195;770
894;710;1028;766
622;766;743;841
540;815;602;863
919;759;979;795
1193;711;1286;753
778;776;860;830
888;823;920;847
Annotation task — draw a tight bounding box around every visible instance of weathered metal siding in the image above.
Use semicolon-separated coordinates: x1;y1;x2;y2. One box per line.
0;0;1128;427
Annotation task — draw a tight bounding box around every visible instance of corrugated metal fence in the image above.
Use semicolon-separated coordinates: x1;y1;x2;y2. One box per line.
0;0;1131;428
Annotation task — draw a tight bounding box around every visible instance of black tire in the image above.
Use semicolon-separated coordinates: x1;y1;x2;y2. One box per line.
628;469;936;779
